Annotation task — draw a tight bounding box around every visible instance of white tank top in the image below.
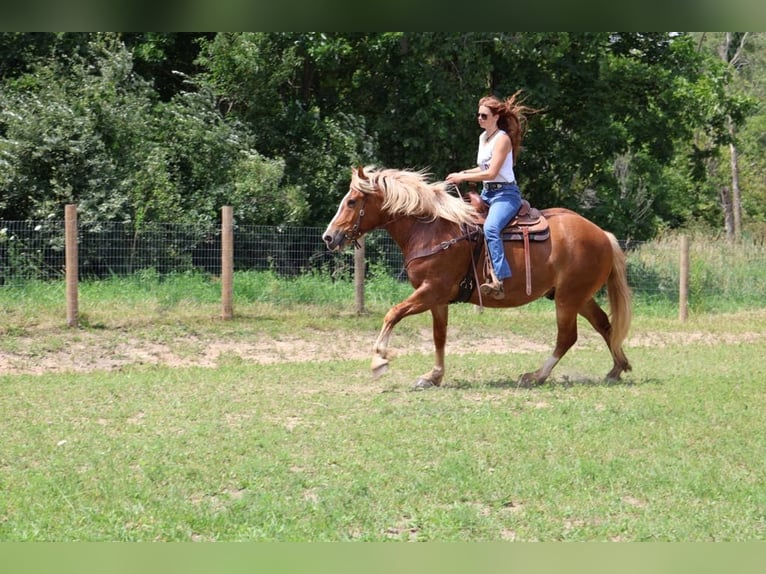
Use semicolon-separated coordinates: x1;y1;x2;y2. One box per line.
476;129;515;183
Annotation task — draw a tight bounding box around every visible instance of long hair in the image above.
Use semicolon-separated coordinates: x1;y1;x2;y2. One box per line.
479;90;539;159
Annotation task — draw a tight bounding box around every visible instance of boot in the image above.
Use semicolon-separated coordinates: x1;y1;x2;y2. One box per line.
480;278;505;300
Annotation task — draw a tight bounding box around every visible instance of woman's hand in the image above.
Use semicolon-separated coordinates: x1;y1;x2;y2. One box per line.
445;172;465;185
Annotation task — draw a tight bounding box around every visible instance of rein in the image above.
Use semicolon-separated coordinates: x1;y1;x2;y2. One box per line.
403;227;480;268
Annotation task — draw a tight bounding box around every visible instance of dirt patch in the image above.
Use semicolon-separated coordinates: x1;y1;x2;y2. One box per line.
0;328;549;376
628;330;765;347
1;321;763;377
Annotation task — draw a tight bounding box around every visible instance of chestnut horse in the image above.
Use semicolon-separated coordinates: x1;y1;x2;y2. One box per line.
323;166;632;388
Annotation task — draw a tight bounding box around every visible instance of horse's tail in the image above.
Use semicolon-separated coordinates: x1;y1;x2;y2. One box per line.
605;232;632;372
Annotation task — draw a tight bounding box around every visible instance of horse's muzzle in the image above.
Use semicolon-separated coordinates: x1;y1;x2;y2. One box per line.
322;228;346;251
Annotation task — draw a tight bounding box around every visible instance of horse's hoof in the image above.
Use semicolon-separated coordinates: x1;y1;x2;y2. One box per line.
605;368;623;382
372;357;389;379
413;378;436;391
517;373;544;388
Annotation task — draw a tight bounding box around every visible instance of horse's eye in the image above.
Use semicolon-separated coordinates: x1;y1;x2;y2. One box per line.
347;199;357;208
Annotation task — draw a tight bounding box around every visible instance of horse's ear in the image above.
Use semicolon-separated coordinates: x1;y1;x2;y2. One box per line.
356;165;367;181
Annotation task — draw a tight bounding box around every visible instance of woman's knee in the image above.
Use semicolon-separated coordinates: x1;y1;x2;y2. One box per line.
484;221;502;239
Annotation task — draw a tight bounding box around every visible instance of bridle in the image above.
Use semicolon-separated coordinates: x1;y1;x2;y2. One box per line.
343;175;402;248
338;174;488;306
344;192;367;249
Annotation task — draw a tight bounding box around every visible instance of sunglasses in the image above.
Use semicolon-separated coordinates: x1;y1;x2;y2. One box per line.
477;113;489;120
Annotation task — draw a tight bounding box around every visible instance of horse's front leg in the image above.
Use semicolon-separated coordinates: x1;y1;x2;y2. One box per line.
371;286;438;380
371;317;396;377
413;304;448;390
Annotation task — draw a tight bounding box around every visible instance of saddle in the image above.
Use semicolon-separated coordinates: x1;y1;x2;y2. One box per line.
450;192;550;304
467;192;549;241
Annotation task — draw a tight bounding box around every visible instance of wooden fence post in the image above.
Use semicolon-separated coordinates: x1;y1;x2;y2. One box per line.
221;206;234;320
354;236;365;314
679;235;689;322
65;204;78;328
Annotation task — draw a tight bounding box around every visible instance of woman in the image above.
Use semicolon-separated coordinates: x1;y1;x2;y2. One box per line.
446;91;536;300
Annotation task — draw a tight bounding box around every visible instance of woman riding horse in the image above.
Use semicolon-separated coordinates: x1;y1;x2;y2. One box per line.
323;166;632;389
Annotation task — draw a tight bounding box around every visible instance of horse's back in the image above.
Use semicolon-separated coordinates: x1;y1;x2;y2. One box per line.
539;207;614;273
542;207;610;243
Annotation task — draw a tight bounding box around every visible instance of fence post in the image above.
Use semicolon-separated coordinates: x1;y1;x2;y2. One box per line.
354;236;365;314
221;206;234;320
65;204;78;328
679;235;689;322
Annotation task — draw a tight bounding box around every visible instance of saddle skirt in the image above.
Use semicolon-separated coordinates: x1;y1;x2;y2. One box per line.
466;192;549;241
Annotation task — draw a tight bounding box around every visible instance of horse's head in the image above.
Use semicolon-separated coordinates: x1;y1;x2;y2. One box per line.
323;165;478;251
323;166;384;251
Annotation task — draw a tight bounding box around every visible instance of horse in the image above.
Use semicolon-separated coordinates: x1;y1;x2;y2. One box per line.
322;166;632;389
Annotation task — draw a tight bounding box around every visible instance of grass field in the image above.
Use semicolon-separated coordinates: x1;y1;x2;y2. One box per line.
1;269;765;541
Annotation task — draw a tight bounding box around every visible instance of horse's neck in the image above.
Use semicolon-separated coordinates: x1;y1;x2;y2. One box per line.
384;215;458;253
381;216;415;250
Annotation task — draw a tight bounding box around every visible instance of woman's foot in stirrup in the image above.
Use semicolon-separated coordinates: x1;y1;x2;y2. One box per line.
480;279;505;300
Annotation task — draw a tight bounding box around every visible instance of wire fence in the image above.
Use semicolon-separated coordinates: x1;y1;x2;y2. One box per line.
0;219;402;285
2;218;764;311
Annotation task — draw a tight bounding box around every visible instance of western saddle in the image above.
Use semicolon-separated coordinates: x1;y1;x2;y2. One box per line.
466;192;549;240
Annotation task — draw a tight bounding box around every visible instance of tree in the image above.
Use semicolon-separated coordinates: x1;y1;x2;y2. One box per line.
3;32;762;242
693;32;763;241
195;33;376;225
718;32;748;240
189;32;744;238
488;33;716;238
0;33;296;227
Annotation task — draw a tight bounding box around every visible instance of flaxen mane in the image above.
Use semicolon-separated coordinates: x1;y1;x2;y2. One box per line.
352;166;479;227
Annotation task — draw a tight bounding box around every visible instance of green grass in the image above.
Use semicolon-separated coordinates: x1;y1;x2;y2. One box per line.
1;302;766;541
1;241;766;541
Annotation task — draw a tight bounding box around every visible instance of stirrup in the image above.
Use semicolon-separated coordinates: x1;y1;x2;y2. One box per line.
480;280;505;300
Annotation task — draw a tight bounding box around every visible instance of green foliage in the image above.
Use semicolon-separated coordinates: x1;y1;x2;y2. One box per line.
195;32;376;224
2;32;765;239
512;33;719;239
232;153;308;225
0;34;296;228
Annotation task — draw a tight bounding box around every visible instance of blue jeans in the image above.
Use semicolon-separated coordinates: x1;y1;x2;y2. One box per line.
481;183;522;280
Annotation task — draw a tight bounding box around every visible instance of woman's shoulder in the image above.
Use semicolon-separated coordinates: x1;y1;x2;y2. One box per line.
493;130;511;146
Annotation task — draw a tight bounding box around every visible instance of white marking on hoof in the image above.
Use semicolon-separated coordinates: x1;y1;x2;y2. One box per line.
371;356;389;378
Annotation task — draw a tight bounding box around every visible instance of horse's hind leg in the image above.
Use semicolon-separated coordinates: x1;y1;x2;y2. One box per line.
578;297;630;380
519;301;579;386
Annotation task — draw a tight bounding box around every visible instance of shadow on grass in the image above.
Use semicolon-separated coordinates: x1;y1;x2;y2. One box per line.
543;375;663;389
447;375;663;390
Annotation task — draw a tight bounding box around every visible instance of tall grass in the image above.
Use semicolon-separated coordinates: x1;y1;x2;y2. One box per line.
627;232;766;314
1;233;764;323
230;268;410;307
